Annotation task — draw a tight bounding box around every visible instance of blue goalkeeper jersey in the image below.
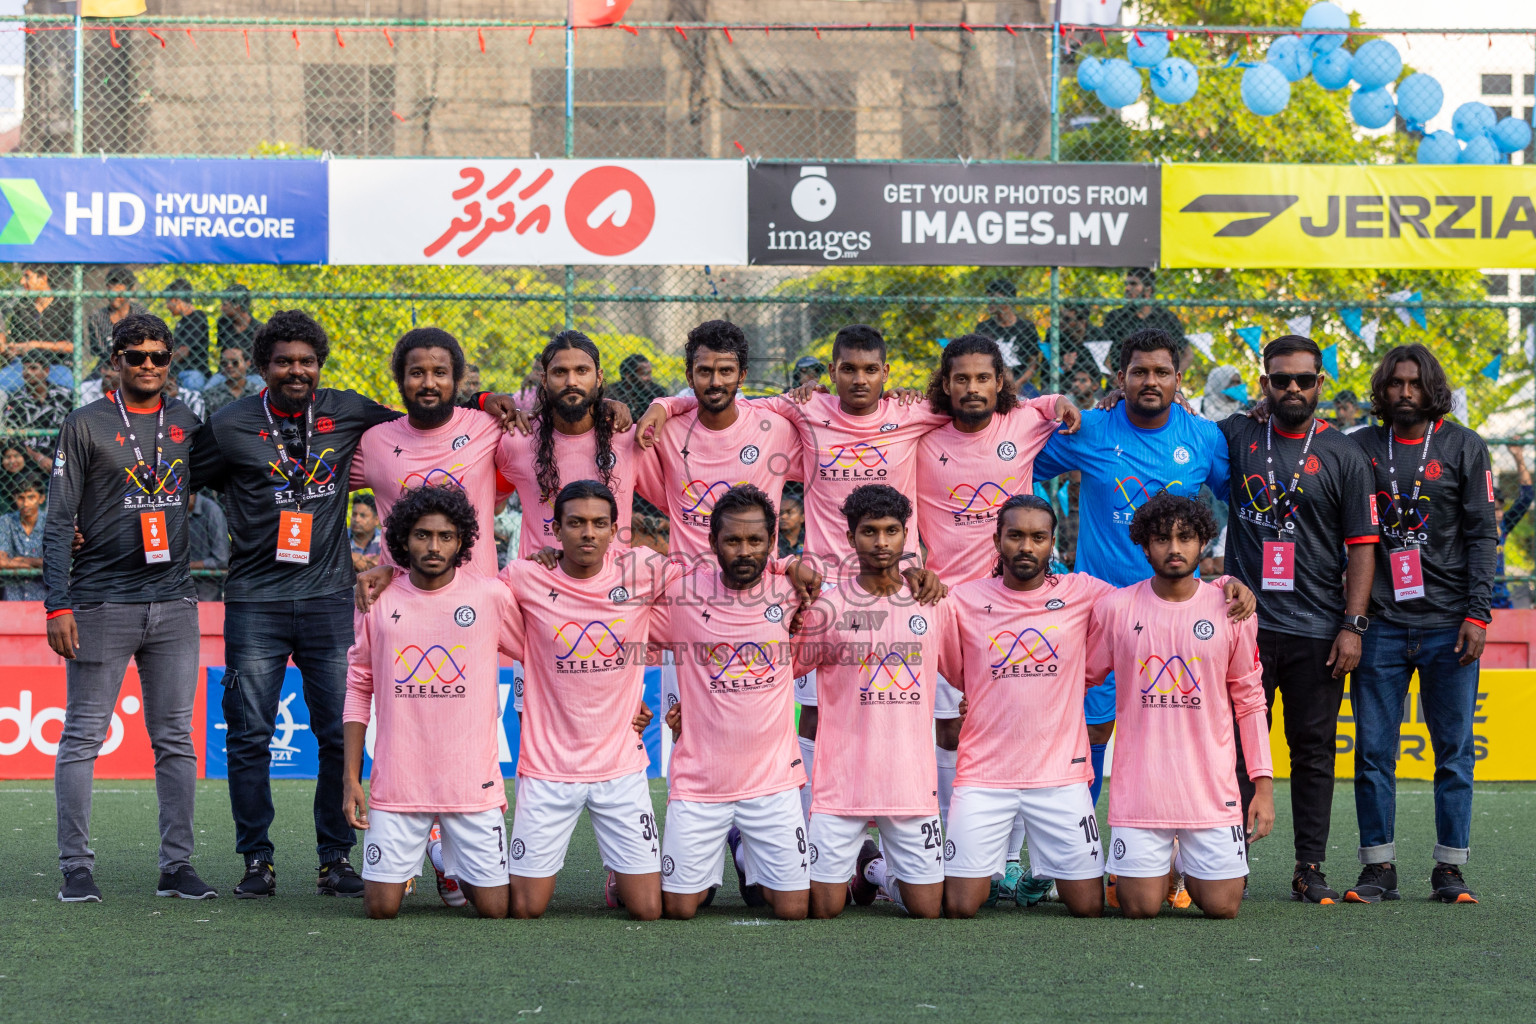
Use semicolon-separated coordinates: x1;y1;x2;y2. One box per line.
1035;403;1230;587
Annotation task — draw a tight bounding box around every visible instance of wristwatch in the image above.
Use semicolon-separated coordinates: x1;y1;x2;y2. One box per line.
1341;615;1369;636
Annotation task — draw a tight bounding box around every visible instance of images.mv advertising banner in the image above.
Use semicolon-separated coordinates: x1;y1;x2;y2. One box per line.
748;162;1160;266
0;158;327;264
329;159;747;265
1162;164;1536;269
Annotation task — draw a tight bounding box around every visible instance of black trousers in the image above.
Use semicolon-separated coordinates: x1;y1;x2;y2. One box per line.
1236;629;1345;866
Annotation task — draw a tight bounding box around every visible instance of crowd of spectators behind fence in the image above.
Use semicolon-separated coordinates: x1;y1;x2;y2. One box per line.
0;266;1528;606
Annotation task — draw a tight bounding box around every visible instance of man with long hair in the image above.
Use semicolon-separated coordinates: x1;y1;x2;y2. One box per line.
1345;344;1497;905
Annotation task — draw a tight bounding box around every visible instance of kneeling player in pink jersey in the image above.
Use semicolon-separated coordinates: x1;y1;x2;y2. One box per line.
798;484;954;920
343;486;515;919
651;485;816;921
1086;493;1275;920
498;480;679;921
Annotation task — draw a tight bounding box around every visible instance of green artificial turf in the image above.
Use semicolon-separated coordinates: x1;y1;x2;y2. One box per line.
0;780;1530;1023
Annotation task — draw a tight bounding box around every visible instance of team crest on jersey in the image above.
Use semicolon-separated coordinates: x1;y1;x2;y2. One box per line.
1046;598;1065;611
1113;838;1126;860
997;441;1018;461
880;422;899;432
808;843;819;864
666;691;679;708
317;417;335;434
1173;446;1191;465
609;586;630;603
365;843;382;865
452;434;471;451
597;451;618;471
909;614;928;635
740;444;761;465
765;603;785;623
454;605;476;627
943;840;956;861
661;856;675;876
169;424;185;444
511;839;526;860
1425;459;1443;481
1193;619;1215;641
514;676;525;697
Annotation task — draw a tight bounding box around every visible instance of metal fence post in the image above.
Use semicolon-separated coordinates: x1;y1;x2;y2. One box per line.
1048;17;1062;395
71;13;84;407
563;9;575;332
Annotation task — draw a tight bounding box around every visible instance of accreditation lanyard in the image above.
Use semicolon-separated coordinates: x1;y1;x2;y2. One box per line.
1259;417;1316;592
1386;422;1436;601
262;390;314;510
114;391;171;564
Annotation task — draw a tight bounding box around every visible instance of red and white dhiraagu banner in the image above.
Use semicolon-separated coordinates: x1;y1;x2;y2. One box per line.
327;159;747;265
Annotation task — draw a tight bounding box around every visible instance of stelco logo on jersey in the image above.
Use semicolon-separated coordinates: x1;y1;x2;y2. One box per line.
818;442;889;481
947;478;1018;525
1138;653;1203;709
858;648;923;705
121;455;186;510
393;644;470;698
702;640;781;694
267;445;339;506
553;619;634;673
988;626;1061;678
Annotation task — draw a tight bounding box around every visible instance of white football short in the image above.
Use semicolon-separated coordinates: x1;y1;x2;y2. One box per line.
943;783;1103;880
1108;825;1249;881
509;771;660;878
510;660;526;713
933;674;962;720
661;788;809;894
794;670;817;707
361;807;509;889
808;812;944;886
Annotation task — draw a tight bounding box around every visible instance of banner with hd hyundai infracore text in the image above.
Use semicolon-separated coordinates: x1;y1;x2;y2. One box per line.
747;162;1161;266
0;158;327;263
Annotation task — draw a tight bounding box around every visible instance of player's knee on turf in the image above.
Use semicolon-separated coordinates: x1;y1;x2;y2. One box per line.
1054;878;1105;918
661;890;707;920
943;877;989;918
1185;877;1243;919
616;872;662;921
463;882;510;919
363;881;406;920
509;876;556;919
1113;877;1167;919
900;882;944;919
809;882;847;919
764;888;808;921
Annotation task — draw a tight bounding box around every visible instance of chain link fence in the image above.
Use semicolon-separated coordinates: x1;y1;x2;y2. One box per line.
0;13;1533;594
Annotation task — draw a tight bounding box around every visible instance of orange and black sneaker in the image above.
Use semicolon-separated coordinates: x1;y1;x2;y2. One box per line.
1430;863;1479;904
1344;862;1400;903
1291;863;1339;904
1105;874;1119;910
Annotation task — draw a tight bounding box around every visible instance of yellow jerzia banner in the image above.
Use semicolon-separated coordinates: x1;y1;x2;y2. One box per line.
1162;164;1536;269
1271;669;1536;782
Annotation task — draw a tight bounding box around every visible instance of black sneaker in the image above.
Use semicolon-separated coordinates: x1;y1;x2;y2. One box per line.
726;826;767;908
1291;862;1340;905
849;839;881;906
233;857;276;899
316;857;364;897
1430;863;1479;904
58;867;102;903
1344;862;1400;903
156;865;218;900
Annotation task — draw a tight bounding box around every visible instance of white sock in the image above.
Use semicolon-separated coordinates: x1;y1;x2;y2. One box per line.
935;744;958;828
732;835;747;876
798;735;816;819
1008;812;1029;865
428;837;447;875
862;855;886;890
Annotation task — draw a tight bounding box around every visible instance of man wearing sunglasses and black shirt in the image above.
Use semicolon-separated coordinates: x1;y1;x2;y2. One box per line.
45;314;215;903
188;310;517;900
1217;335;1378;905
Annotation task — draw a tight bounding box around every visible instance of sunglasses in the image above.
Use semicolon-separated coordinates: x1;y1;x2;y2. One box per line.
278;422;306;462
1267;372;1319;391
219;356;243;368
119;349;172;367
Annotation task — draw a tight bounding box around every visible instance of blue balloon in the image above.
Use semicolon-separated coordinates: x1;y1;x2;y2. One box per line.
1311;48;1353;91
1350;39;1402;90
1095;58;1142;109
1394;73;1443;129
1416;130;1461;164
1077;56;1106;92
1460;134;1502;164
1301;2;1350;57
1350;87;1396;129
1149;57;1199;104
1492;116;1533;153
1126;31;1170;68
1241;63;1291;117
1452;101;1497;141
1267;35;1313;83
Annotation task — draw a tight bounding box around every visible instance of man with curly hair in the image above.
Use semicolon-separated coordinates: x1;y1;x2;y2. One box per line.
1085;492;1274;920
342;485;514;920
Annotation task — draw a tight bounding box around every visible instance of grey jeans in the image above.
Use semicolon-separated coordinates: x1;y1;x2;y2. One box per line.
55;598;200;875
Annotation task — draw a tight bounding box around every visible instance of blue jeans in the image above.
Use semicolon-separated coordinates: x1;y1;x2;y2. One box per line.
1353;623;1479;866
222;590;355;865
